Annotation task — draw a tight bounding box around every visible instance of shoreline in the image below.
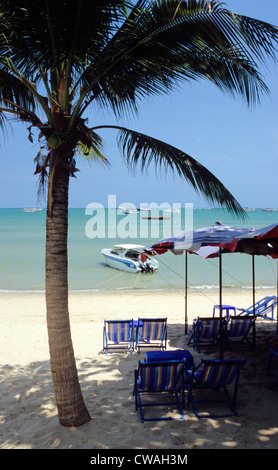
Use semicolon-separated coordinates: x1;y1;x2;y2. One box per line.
1;283;275;309
0;284;277;293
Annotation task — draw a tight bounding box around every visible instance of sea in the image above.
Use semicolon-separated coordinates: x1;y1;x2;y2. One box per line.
1;206;278;294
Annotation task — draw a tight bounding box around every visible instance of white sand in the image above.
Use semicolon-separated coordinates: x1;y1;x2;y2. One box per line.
1;288;278;449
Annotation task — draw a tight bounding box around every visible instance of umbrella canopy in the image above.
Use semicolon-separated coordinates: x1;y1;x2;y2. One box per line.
145;222;278;258
144;222;278;358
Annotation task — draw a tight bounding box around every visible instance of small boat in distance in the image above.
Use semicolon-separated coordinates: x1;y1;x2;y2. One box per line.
165;208;181;213
101;244;159;274
142;215;170;220
121;209;138;214
119;206;139;214
22;207;42;213
137;207;151;212
262;207;278;212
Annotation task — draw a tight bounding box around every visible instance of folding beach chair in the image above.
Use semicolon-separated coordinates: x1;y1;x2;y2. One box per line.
237;296;277;321
134;360;186;422
187;358;246;418
226;315;256;348
135;318;167;353
103;319;134;355
188;317;222;353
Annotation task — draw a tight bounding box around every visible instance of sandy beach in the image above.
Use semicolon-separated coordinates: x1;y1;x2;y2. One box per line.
1;287;278;450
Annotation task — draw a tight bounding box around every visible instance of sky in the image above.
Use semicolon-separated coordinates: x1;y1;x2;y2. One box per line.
0;0;278;210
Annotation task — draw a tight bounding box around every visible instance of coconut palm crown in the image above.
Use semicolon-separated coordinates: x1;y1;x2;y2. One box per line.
0;0;277;426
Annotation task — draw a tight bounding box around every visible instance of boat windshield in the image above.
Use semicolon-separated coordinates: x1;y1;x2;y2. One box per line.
125;250;140;260
110;248;122;255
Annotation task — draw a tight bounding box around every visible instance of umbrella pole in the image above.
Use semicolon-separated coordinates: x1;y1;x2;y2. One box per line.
185;251;188;335
252;254;256;348
219;248;223;359
252;254;255;313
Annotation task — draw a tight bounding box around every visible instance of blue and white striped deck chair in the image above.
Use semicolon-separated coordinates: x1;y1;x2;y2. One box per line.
187;358;246;418
237;296;277;321
103;320;134;355
226;315;256;348
134;360;186;422
189;317;222;353
136;318;167;353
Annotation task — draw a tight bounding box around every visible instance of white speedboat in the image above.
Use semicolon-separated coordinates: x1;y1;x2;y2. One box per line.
101;244;159;274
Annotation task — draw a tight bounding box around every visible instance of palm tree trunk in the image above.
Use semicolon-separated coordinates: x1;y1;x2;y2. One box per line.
45;163;91;427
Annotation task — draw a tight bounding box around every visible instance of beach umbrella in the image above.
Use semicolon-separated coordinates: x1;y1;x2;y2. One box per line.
145;222;278;357
145;222;278;257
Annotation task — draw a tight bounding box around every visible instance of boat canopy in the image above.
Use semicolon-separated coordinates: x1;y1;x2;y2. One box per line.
112;244;146;251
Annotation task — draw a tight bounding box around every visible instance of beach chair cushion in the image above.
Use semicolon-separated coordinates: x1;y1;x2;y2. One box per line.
144;349;194;368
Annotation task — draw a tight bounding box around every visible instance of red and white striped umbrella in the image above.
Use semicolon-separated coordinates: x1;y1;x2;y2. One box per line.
145;222;278;258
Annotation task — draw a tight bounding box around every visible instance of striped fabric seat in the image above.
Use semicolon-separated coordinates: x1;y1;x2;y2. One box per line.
136;318;167;353
227;315;255;346
189;317;222;352
107;321;131;343
142;321;165;341
193;363;238;388
196;318;221;339
138;362;177;392
135;360;185;422
103;320;134;355
187;359;246;418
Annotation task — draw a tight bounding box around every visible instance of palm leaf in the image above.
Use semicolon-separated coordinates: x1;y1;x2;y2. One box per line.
0;68;35;110
93;124;245;217
0;0;277;217
76;127;109;166
0;0;130;114
77;0;278;117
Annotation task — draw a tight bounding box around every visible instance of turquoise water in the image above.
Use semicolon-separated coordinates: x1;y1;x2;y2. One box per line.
1;207;278;292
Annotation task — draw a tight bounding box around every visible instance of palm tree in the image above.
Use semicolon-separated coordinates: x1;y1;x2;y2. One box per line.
0;0;277;427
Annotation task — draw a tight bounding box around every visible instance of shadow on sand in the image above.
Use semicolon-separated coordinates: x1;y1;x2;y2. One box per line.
1;320;278;449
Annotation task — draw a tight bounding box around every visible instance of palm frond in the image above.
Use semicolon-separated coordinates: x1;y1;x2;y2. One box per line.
76;127;110;167
1;1;277;121
0;68;35;110
0;0;276;219
0;0;130;70
0;0;131;115
113;125;245;217
77;0;278;117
